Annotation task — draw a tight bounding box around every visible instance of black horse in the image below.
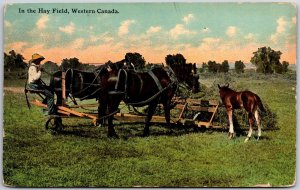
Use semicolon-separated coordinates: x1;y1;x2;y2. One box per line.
171;63;199;93
99;63;199;137
48;60;127;125
49;65;110;105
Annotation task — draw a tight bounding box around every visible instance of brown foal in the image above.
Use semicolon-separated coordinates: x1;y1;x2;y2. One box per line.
218;84;265;142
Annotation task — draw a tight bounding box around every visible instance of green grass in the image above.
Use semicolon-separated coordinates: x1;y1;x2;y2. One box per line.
3;72;296;187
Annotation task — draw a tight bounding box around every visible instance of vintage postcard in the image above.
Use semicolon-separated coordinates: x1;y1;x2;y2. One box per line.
3;2;296;187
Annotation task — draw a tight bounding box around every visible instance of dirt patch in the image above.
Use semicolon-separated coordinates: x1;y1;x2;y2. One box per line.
4;87;24;93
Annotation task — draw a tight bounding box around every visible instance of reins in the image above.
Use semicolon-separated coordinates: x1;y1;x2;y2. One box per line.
68;68;103;100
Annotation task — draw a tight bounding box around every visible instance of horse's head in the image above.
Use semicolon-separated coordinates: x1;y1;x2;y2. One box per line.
170;63;200;93
101;60;130;91
217;83;234;99
104;59;134;73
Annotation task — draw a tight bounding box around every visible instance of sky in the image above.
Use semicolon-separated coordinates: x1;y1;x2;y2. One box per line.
4;3;297;65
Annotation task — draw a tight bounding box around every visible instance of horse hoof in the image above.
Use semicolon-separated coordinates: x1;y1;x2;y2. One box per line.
228;133;234;139
142;129;150;137
142;132;149;137
257;136;260;141
167;129;174;135
108;133;119;139
244;137;250;143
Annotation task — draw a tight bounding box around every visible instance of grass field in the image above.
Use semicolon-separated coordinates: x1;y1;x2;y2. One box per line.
3;71;296;187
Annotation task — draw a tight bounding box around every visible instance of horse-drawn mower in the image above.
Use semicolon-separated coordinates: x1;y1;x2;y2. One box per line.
26;71;223;132
29;97;222;131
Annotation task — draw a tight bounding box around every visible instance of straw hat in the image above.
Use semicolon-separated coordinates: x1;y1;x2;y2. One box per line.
29;53;45;63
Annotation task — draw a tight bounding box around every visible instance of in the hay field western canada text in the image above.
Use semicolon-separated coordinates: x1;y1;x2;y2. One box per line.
18;7;119;14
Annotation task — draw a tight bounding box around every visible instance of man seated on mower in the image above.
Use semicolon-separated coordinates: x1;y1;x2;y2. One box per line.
26;53;57;116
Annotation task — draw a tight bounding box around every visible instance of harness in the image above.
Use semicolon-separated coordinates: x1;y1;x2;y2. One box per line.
148;70;163;91
68;68;103;101
110;66;178;106
114;69;128;94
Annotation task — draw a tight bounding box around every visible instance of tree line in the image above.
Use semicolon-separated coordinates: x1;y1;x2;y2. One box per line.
4;46;290;78
200;60;245;73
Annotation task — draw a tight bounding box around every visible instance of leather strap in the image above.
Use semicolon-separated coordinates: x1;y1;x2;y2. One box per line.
148;70;163;91
115;69;128;92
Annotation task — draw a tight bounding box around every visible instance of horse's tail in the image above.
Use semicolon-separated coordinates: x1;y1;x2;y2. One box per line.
255;94;266;113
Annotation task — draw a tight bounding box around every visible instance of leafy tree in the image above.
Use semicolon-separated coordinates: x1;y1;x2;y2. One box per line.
273;63;283;74
125;52;146;70
165;53;186;67
42;61;59;73
165;54;175;66
83;64;97;72
220;60;229;73
251;46;282;74
207;60;218;73
4;52;13;71
60;58;71;71
4;50;27;71
235;60;245;73
282;61;289;73
60;57;83;71
69;57;82;69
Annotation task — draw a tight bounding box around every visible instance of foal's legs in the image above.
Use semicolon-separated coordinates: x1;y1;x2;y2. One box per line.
245;112;254;143
254;110;262;140
227;108;234;139
143;101;158;137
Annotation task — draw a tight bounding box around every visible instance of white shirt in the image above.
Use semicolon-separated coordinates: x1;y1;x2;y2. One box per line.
27;63;42;84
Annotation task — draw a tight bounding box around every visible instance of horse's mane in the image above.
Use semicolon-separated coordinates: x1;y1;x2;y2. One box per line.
220;86;236;93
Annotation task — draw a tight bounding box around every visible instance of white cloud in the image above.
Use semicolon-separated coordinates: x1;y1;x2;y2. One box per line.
270;34;278;44
169;24;197;39
90;32;114;43
202;37;222;47
269;17;289;44
36;15;49;29
146;26;161;34
182;14;194;24
276;17;287;34
70;38;84;49
59;22;75;34
202;37;222;44
118;20;135;36
226;26;237;37
197;37;222;51
4;20;12;28
244;33;256;41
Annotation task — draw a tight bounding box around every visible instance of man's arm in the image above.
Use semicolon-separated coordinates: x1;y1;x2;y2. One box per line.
28;65;42;82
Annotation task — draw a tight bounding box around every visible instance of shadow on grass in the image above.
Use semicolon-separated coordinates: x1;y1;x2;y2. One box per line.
47;118;279;140
49;121;212;139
